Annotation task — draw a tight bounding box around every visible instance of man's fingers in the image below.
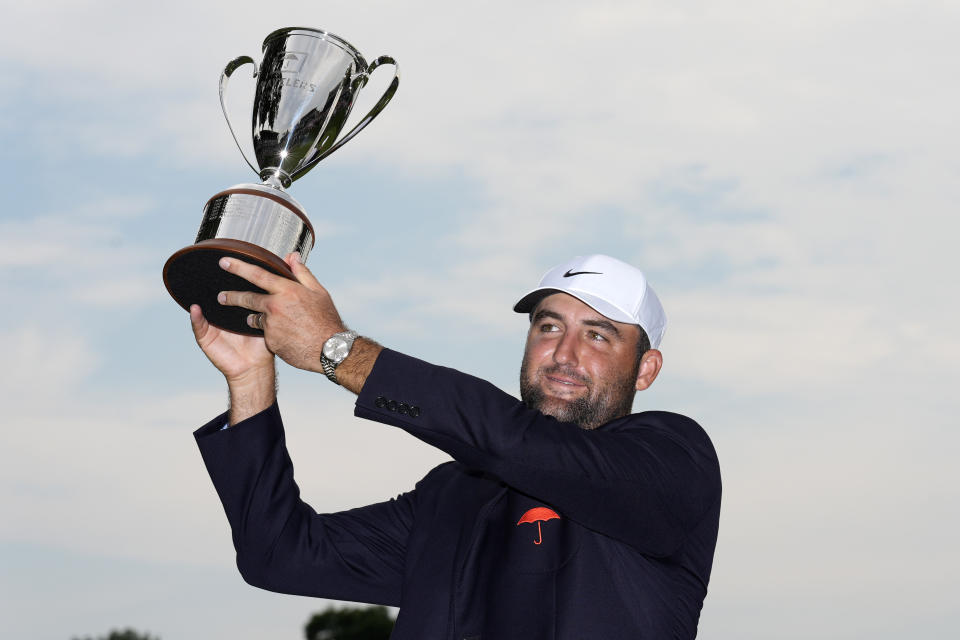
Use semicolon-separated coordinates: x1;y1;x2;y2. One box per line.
286;252;323;289
189;304;211;343
219;256;286;291
218;289;268;311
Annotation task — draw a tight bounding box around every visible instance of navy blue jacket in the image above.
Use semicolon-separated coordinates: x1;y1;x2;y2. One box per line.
195;349;721;639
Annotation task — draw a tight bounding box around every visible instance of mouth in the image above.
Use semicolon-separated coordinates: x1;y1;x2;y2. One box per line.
540;369;590;397
545;374;586;388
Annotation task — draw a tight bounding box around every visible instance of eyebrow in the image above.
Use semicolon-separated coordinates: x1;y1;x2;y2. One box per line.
583;318;621;338
532;309;564;323
532;309;622;339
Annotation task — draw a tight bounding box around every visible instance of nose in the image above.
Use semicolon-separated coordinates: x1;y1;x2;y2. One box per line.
553;330;580;366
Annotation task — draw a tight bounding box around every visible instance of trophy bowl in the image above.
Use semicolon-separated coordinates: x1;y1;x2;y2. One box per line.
164;27;399;335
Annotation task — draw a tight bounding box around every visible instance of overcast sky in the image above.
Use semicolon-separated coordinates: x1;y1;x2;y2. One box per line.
1;1;958;638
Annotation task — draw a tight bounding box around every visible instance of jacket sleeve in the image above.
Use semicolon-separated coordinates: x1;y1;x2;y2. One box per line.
194;402;413;606
354;349;721;557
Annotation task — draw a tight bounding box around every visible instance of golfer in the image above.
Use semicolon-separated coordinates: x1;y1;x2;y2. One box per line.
191;253;721;639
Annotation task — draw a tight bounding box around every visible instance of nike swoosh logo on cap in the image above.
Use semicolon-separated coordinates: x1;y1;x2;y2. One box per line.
563;269;603;277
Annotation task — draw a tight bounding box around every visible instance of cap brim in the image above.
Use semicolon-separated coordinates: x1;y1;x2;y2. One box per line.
513;288;554;314
513;287;636;324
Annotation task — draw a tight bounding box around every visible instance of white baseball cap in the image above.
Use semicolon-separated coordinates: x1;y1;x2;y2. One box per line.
513;254;667;349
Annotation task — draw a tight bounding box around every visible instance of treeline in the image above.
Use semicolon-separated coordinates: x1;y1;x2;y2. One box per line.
72;604;395;640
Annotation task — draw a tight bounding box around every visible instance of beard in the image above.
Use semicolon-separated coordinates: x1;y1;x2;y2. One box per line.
519;357;639;430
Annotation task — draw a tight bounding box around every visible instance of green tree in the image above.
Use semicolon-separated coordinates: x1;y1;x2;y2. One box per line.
305;605;395;640
72;629;160;640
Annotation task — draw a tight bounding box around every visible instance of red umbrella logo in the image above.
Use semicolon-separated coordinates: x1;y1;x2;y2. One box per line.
517;507;561;545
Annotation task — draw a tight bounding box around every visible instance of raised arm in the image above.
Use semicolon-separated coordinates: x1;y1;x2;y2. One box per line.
354;349;721;557
188;268;405;603
194;403;413;604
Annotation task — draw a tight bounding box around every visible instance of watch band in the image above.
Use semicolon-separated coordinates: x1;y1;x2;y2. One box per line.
321;355;340;384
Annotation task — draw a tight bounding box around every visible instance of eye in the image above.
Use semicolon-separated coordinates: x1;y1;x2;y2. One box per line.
588;331;608;343
539;322;560;333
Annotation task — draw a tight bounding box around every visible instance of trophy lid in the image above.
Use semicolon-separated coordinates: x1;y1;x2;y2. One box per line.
263;27;368;69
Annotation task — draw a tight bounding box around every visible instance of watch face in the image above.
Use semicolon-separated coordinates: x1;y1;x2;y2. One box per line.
323;333;356;364
323;337;344;362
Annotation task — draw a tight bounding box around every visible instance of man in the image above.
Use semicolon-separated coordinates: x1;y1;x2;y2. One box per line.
190;253;721;639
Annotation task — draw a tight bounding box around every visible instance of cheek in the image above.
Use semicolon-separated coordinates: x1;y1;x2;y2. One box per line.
583;353;627;390
523;337;552;365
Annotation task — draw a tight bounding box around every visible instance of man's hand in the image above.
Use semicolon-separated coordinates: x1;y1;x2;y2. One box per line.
216;253;346;373
189;304;276;424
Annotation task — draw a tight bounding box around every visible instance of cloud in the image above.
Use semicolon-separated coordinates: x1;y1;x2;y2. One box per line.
705;398;959;637
0;196;163;310
0;327;100;398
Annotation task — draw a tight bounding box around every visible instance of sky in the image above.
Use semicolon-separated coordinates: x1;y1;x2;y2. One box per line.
1;1;958;638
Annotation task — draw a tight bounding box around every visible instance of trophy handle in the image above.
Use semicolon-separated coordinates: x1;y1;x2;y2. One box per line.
219;55;260;176
290;55;400;180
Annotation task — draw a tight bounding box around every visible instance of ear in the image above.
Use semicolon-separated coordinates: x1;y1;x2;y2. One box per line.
635;349;663;391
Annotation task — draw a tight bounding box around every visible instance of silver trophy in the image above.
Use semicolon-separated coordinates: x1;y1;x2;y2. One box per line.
164;27;399;334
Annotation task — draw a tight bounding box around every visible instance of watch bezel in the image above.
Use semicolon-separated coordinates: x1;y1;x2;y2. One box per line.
322;330;359;365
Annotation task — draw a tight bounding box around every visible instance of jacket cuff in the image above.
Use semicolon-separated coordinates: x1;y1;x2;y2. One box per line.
355;348;435;425
194;400;281;439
